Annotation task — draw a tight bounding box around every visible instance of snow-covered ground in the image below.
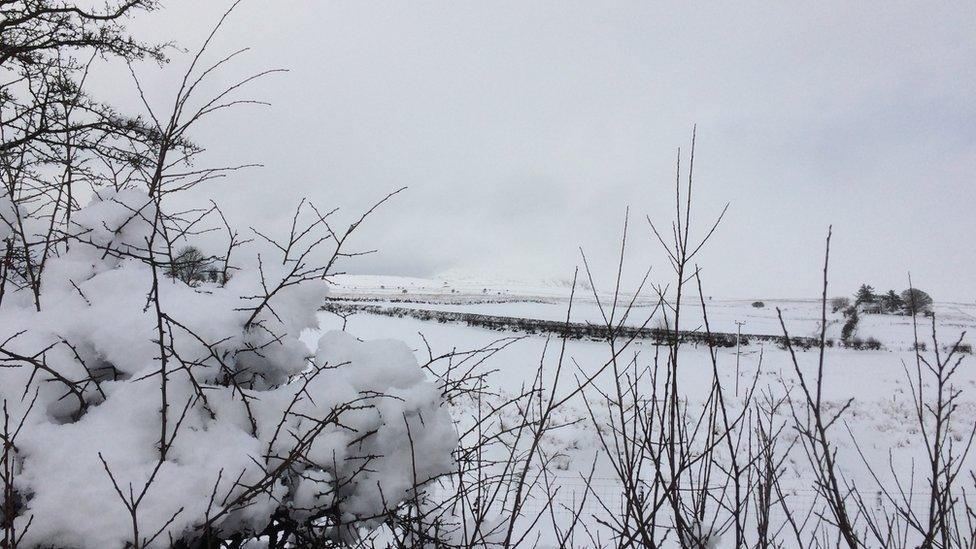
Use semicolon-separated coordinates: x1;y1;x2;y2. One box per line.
312;275;976;545
327;274;976;348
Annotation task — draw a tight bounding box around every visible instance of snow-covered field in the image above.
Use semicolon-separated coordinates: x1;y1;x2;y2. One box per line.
327;274;976;348
312;274;976;545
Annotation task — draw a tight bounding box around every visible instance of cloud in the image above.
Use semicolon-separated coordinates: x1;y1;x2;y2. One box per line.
114;1;976;299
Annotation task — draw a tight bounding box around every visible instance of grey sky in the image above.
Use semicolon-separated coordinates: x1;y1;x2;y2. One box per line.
116;1;975;300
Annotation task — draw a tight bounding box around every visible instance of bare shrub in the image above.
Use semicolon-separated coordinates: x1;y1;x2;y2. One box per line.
841;308;859;342
167;246;211;286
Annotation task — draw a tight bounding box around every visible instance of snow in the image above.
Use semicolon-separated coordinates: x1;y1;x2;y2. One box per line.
315;274;976;545
328;274;976;346
0;191;455;547
4;190;974;547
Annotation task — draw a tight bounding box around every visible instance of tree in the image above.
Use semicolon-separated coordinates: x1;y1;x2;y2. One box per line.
901;288;934;315
854;284;876;306
880;289;904;314
830;296;851;313
1;0;166;310
168;246;210;285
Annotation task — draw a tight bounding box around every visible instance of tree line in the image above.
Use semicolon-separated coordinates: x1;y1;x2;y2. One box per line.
831;284;933;316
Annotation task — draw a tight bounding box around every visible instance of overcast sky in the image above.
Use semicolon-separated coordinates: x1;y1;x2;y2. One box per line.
114;1;975;300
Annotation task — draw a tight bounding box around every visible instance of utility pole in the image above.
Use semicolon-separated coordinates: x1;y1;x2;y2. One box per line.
735;320;746;397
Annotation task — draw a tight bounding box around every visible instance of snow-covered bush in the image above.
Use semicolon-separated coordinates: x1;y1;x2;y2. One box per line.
0;4;454;546
0;189;455;547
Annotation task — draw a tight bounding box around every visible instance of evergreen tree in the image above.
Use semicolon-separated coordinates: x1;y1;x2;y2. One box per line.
854;284;877;305
881;290;904;313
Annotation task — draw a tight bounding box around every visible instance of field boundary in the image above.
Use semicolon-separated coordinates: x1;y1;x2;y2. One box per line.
322;301;824;349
